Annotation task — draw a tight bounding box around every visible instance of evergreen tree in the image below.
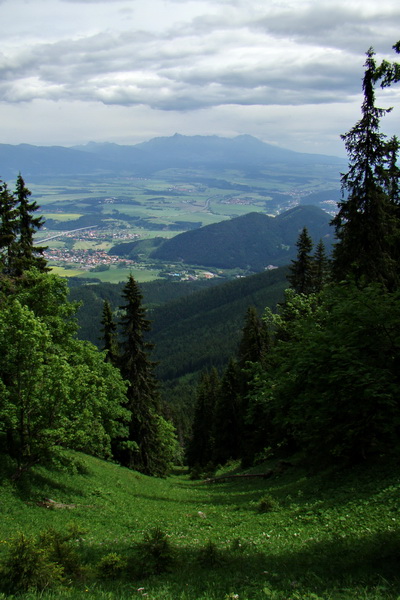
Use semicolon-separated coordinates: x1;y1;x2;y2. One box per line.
0;181;18;275
312;239;329;293
212;359;241;465
186;368;219;469
374;40;400;88
100;300;119;365
237;306;270;466
287;227;314;294
13;174;48;276
331;49;400;290
117;274;174;476
238;306;270;367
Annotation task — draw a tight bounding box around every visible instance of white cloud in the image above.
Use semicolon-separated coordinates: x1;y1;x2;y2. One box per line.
0;0;399;154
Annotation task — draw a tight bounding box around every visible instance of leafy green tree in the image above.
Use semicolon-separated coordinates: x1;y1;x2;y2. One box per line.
13;174;48;276
287;227;314;295
266;282;400;463
332;48;400;289
100;300;119;365
0;281;129;477
117;275;176;476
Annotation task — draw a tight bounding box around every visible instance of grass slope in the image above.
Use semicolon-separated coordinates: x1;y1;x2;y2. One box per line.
1;453;399;599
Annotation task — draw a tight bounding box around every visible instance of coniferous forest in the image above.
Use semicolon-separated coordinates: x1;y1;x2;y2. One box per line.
1;43;400;599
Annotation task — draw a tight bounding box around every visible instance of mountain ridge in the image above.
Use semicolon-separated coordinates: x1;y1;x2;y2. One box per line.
110;205;333;271
0;134;346;181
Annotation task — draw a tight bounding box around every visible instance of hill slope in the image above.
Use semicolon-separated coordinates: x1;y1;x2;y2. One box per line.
70;266;289;381
150;266;289;381
0;451;399;600
145;205;333;270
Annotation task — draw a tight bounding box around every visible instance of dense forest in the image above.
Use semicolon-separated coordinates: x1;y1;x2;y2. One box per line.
1;44;400;489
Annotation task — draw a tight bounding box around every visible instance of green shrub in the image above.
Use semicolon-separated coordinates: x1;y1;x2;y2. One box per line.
39;526;83;578
97;552;127;579
258;493;280;513
198;539;222;567
135;527;174;576
0;532;64;594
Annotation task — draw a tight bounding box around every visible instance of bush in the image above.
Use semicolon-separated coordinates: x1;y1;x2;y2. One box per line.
135;527;174;576
258;493;280;513
198;539;223;567
39;526;83;578
0;533;64;594
97;552;127;579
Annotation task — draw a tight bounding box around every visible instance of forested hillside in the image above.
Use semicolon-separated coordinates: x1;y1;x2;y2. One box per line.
111;205;333;269
1;41;400;600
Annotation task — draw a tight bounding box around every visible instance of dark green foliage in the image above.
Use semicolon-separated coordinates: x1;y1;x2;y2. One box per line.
312;239;329;292
257;493;280;513
186;369;220;468
100;299;119;364
0;270;129;475
97;552;127;579
198;540;222;567
0;175;47;277
238;306;270;367
0;533;64;594
0;181;18;274
150;206;333;270
287;227;314;294
256;283;400;463
13;174;48;275
38;525;84;579
151;267;288;383
237;306;271;466
135;527;175;576
212;359;242;465
374;40;400;88
332;49;400;290
116;275;177;476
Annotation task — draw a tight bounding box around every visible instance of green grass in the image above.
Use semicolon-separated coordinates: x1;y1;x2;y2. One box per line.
1;454;400;599
48;266;160;283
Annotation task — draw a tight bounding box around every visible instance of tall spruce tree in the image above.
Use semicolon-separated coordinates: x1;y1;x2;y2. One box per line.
237;306;270;466
287;227;315;295
13;174;48;276
0;181;18;275
331;48;400;289
312;239;329;293
117;275;164;475
212;359;241;466
186;368;219;470
100;300;119;365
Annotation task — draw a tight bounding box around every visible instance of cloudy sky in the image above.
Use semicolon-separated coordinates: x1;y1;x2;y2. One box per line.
0;0;399;156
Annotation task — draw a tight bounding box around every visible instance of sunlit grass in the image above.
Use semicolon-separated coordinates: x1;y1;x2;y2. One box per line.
42;213;84;221
1;453;399;599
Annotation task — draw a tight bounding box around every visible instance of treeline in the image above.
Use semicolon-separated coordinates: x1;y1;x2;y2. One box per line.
0;177;178;479
186;45;400;473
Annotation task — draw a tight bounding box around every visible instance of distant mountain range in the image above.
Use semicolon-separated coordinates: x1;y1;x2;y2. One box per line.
0;134;346;182
110;204;333;270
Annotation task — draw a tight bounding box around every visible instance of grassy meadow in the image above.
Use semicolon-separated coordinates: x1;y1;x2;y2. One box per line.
1;454;399;600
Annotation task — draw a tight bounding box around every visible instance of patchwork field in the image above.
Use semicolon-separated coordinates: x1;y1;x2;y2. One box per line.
28;167;340;282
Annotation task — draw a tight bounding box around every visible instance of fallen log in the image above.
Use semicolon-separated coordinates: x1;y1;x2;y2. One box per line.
204;471;274;483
